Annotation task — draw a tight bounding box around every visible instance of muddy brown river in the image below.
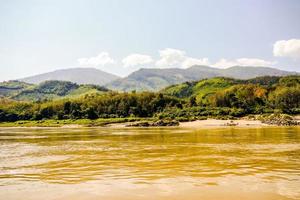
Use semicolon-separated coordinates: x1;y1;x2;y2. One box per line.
0;126;299;200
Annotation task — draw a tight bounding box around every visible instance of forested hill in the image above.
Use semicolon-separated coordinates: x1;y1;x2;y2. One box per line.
106;65;296;91
161;75;300;108
0;75;299;123
0;80;109;101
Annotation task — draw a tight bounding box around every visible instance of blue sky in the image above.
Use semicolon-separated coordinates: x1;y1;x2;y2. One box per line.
0;0;299;81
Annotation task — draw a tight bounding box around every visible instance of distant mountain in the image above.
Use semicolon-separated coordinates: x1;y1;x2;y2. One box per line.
20;68;120;85
106;66;297;91
0;80;109;101
219;66;295;79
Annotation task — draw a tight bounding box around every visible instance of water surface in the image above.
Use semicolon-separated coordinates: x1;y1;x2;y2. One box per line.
0;127;299;200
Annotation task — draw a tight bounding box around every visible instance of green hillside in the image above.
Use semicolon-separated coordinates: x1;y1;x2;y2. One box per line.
0;81;33;97
162;77;238;104
0;80;109;101
0;76;299;123
161;76;298;105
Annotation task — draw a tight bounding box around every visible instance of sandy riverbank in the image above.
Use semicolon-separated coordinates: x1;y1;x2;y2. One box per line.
1;116;299;129
106;119;270;128
179;119;268;128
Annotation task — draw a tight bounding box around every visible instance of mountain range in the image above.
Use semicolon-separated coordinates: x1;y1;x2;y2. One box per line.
20;68;119;85
106;65;297;91
16;65;298;91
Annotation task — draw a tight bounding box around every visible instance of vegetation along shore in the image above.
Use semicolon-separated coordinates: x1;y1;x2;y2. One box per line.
0;75;299;127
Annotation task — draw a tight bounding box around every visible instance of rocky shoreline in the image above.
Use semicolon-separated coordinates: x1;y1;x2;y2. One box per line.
124;114;300;128
126;120;180;127
249;114;300;126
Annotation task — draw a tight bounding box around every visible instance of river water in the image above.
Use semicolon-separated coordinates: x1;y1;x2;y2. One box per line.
0;127;299;200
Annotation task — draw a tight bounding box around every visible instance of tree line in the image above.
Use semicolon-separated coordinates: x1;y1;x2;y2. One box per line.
0;92;182;122
0;76;299;122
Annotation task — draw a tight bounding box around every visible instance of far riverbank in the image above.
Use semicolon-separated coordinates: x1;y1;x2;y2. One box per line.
0;114;299;128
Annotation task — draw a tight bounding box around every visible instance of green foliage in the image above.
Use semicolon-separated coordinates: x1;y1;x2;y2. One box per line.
13;80;79;101
0;75;299;123
157;107;246;121
269;85;300;111
0;80;32;89
162;77;237;105
163;75;299;114
36;80;79;95
278;75;300;87
189;96;197;107
210;84;267;111
162;82;196;98
66;84;108;97
0;118;147;127
0;81;32;97
0;80;110;101
0;92;181;122
192;77;236;104
245;76;281;86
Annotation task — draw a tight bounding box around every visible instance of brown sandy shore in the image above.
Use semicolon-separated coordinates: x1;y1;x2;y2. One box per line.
180;119;268;128
108;116;300;128
0;117;299;129
108;119;270;128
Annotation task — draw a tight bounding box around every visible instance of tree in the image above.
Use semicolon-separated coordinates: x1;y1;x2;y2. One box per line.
86;107;98;120
269;86;300;110
189;96;197;107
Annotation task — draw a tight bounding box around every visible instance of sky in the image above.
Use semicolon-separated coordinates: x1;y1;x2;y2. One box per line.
0;0;300;81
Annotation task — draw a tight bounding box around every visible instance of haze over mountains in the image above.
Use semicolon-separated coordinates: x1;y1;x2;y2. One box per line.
0;65;298;101
20;68;120;85
18;65;297;91
106;66;297;91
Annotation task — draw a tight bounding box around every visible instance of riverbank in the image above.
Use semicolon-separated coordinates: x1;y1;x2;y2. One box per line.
91;114;300;128
1;114;299;128
179;119;267;128
0;118;148;128
105;119;267;128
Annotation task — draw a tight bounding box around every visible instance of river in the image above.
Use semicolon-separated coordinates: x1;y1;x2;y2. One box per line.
0;126;299;200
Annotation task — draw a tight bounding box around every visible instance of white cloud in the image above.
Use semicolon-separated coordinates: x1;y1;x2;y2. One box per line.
273;39;300;58
155;48;274;69
213;58;275;68
155;48;210;69
76;49;277;73
236;58;275;66
155;48;186;68
182;57;210;68
122;54;153;67
212;59;238;68
78;52;115;66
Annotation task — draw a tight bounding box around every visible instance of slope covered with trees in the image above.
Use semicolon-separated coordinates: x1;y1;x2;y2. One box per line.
0;80;109;101
0;81;33;97
162;75;300;116
0;92;181;121
0;75;299;123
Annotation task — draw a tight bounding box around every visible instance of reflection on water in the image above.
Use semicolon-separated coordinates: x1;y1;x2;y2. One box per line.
0;127;299;200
